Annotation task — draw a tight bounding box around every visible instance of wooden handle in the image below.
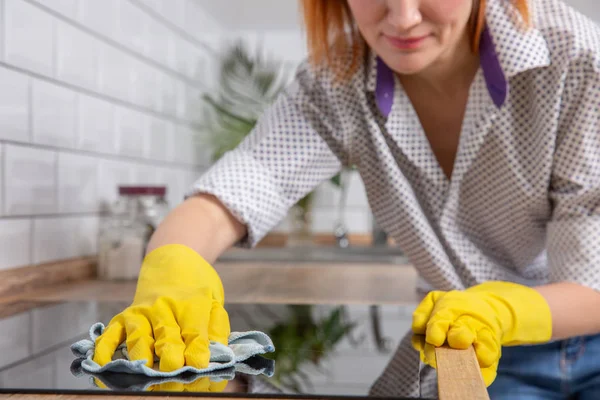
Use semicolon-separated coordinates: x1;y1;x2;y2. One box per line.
435;345;490;400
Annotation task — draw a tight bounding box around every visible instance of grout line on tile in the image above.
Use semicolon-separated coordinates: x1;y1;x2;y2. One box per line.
4;60;202;131
0;143;5;216
0;0;5;63
29;217;34;266
0;139;207;171
21;0;209;91
27;72;33;144
50;6;57;80
72;91;80;150
127;0;216;55
54;151;60;214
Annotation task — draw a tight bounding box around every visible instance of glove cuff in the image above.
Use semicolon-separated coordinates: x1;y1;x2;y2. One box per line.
468;281;553;346
135;244;225;302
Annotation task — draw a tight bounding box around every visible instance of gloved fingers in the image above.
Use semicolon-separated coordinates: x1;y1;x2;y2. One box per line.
208;301;231;345
124;312;155;368
447;317;500;371
480;359;500;387
412;291;446;334
93;376;108;389
93;316;125;366
183;376;212;392
148;376;228;393
208;379;229;392
178;291;212;369
411;334;427;364
148;381;184;392
411;334;437;368
424;308;456;347
411;333;426;352
473;327;501;369
446;316;477;349
423;340;437;369
151;297;186;372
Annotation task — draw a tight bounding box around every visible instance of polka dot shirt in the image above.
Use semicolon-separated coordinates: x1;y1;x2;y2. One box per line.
188;0;600;396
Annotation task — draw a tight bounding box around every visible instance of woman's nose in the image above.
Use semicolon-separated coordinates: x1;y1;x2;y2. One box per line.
386;0;423;31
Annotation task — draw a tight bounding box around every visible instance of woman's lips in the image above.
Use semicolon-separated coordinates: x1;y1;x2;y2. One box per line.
385;34;430;50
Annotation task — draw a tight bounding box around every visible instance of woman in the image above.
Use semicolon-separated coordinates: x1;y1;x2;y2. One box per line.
93;0;600;398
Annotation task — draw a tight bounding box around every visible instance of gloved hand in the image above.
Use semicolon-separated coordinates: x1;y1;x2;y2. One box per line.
411;281;553;386
147;377;229;393
93;244;230;372
92;376;229;393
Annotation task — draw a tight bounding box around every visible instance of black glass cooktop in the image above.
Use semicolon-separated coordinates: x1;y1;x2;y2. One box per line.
0;300;427;399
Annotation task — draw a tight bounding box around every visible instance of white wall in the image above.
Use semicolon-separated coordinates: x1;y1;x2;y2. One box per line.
0;0;222;271
566;0;600;22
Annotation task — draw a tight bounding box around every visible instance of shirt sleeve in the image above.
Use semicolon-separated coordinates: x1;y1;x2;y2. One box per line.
546;58;600;291
186;62;346;248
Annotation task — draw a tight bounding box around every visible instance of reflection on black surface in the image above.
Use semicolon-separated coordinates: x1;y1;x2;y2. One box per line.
0;301;417;397
89;368;231;393
262;305;355;393
70;354;275;392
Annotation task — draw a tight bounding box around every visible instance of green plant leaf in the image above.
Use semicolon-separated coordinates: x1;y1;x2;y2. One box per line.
199;39;294;163
330;173;342;187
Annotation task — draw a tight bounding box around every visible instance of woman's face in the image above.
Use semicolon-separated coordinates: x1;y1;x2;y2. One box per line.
347;0;475;75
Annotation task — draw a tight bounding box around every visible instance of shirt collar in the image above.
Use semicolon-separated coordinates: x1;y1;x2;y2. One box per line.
367;0;552;116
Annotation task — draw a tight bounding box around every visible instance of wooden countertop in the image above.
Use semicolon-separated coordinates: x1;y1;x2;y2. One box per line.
1;261;420;306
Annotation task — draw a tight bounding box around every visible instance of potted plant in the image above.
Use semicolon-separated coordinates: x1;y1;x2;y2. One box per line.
260;305;358;393
200;40;348;245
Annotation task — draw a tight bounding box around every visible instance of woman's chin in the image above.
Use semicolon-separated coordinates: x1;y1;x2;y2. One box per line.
380;52;435;76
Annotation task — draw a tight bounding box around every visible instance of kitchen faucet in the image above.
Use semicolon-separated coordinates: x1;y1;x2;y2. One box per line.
372;219;388;247
334;169;351;248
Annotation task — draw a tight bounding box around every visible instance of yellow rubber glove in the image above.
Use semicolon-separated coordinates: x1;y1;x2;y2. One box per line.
93;244;230;372
93;376;229;393
411;281;553;386
147;377;229;393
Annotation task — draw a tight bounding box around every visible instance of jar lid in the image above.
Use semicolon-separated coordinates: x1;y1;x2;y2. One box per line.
118;186;167;196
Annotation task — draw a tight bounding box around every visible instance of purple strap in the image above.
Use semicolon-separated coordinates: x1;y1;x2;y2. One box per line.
375;56;395;118
479;26;508;108
374;24;508;115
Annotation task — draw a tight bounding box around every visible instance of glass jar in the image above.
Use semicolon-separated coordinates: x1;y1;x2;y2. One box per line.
97;186;169;280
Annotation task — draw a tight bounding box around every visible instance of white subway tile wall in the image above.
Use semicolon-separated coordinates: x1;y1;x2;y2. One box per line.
0;0;374;271
32;216;99;264
0;144;2;217
0;0;220;270
57;152;99;213
4;144;57;216
31;79;78;148
77;94;116;154
0;218;32;271
55;21;99;90
0;67;30;142
78;0;118;39
4;0;55;76
34;0;79;19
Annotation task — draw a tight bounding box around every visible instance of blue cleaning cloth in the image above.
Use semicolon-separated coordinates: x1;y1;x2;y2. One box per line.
70;355;276;391
71;322;275;383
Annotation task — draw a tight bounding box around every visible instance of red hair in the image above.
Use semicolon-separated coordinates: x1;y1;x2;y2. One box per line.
300;0;531;80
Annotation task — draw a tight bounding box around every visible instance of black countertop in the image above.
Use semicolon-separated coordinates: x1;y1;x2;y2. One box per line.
0;300;429;399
